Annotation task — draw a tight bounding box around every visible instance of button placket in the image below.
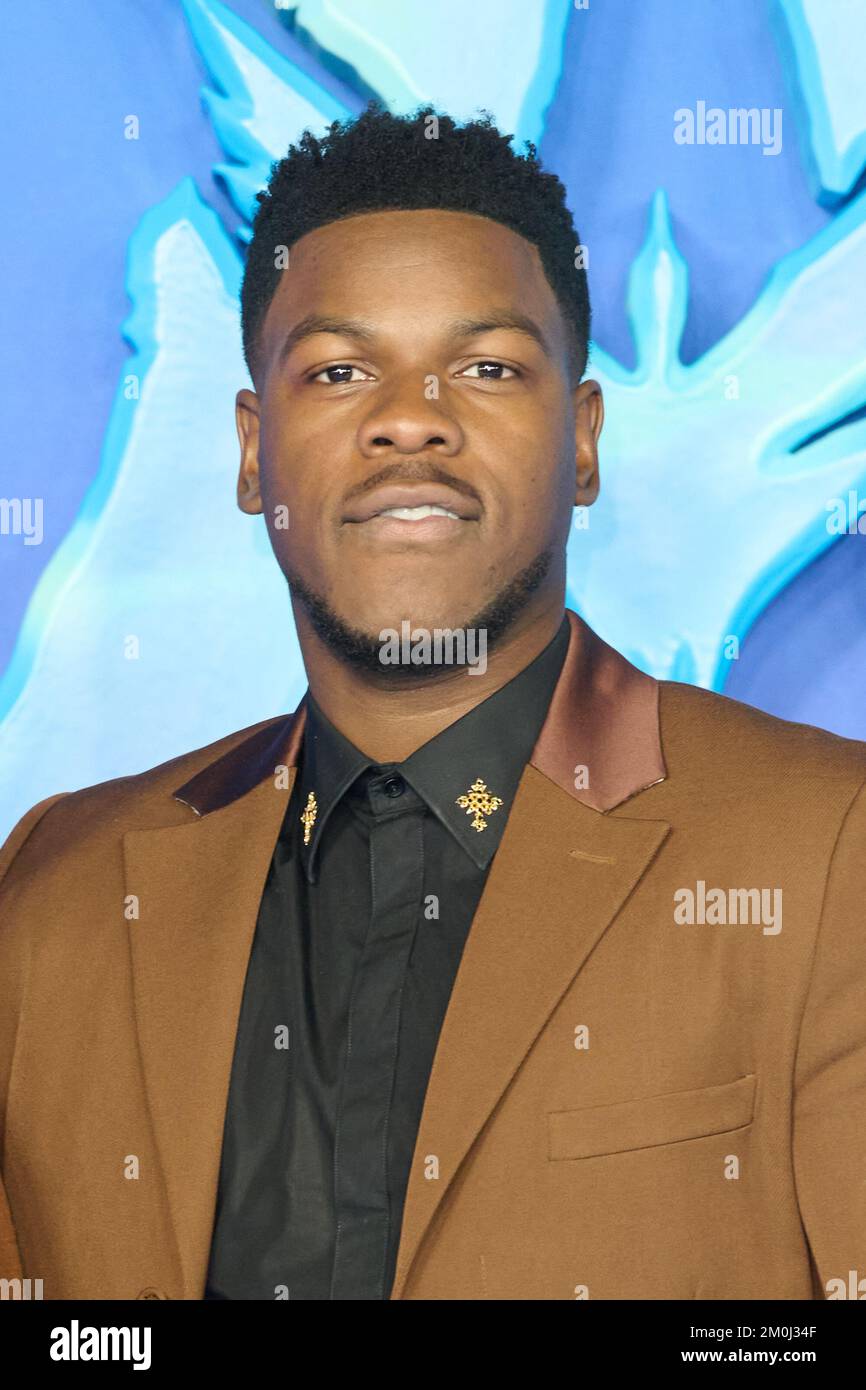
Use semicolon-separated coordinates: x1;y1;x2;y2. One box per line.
329;799;424;1299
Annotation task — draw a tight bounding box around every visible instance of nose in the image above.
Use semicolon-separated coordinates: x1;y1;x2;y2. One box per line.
357;372;464;458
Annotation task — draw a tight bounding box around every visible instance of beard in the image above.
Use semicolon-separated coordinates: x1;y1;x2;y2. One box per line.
284;547;553;684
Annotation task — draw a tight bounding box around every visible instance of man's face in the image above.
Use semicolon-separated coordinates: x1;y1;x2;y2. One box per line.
236;208;602;659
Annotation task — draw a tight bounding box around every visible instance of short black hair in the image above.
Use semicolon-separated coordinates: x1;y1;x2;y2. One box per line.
240;101;591;386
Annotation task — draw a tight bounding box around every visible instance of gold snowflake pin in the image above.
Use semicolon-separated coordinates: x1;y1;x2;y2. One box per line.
300;790;318;846
455;778;504;833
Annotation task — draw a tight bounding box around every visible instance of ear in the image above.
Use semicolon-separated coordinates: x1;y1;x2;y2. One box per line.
573;378;603;506
236;389;263;515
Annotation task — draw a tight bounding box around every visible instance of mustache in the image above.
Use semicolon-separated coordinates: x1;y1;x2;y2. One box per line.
341;460;482;511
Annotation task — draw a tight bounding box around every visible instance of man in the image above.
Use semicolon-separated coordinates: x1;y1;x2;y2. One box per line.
1;102;865;1302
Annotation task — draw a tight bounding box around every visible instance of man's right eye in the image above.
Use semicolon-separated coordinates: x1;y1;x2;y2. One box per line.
308;364;368;385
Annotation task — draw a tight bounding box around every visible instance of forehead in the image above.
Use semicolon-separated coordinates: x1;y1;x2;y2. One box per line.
259;208;567;356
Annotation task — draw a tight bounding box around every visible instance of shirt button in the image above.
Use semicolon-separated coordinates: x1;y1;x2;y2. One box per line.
381;774;405;798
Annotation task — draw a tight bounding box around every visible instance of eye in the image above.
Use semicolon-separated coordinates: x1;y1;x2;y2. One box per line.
459;361;520;380
309;364;371;385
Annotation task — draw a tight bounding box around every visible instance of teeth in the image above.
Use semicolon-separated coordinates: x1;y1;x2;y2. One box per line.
376;504;460;521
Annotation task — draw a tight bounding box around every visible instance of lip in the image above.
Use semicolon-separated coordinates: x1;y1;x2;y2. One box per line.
341;483;481;525
350;511;470;542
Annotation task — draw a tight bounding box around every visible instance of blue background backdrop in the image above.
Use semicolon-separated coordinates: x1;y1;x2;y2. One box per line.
2;0;866;839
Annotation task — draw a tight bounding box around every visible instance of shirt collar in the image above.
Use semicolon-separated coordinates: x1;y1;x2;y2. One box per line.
296;615;571;882
172;608;668;823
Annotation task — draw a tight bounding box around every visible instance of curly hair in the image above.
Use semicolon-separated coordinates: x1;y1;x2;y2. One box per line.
240;101;591;386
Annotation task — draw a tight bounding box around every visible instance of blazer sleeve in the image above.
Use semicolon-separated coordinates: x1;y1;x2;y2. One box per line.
0;792;70;1283
792;775;866;1298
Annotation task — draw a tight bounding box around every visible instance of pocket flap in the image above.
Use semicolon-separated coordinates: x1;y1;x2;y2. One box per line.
548;1073;756;1160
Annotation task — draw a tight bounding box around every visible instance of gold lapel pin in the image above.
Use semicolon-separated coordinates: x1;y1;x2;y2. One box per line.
456;778;504;833
300;790;318;846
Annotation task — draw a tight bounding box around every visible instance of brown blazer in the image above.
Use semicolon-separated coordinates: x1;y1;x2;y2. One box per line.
2;609;866;1300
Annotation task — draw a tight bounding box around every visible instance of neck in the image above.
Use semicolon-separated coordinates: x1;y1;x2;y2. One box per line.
294;594;566;763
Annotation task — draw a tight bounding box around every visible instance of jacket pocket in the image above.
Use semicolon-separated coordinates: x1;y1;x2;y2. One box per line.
547;1073;756;1160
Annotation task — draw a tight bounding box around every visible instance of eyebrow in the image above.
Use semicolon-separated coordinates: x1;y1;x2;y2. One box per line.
277;315;376;365
446;312;553;358
276;309;553;366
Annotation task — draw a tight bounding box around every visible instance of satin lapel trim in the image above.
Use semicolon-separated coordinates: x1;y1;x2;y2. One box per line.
172;705;306;818
389;764;670;1298
530;610;666;810
123;766;297;1298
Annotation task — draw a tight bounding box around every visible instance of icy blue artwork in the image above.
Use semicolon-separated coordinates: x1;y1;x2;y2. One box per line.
774;0;866;204
1;0;865;838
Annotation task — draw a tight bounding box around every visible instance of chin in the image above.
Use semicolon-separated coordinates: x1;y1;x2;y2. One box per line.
360;599;479;638
340;575;464;621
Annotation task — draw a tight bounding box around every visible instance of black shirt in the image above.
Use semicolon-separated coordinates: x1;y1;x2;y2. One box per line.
204;615;570;1299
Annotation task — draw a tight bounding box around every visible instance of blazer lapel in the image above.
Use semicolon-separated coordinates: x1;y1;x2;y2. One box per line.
389;609;670;1297
389;769;670;1298
123;712;305;1297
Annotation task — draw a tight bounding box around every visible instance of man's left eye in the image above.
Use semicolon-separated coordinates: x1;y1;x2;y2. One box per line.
460;361;518;380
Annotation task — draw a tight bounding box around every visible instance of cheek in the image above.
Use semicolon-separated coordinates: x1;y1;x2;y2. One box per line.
509;467;573;563
259;407;340;527
256;421;304;527
257;475;297;554
507;454;571;528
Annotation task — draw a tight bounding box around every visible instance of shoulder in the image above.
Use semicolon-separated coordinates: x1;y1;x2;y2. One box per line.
657;678;866;802
0;713;289;887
